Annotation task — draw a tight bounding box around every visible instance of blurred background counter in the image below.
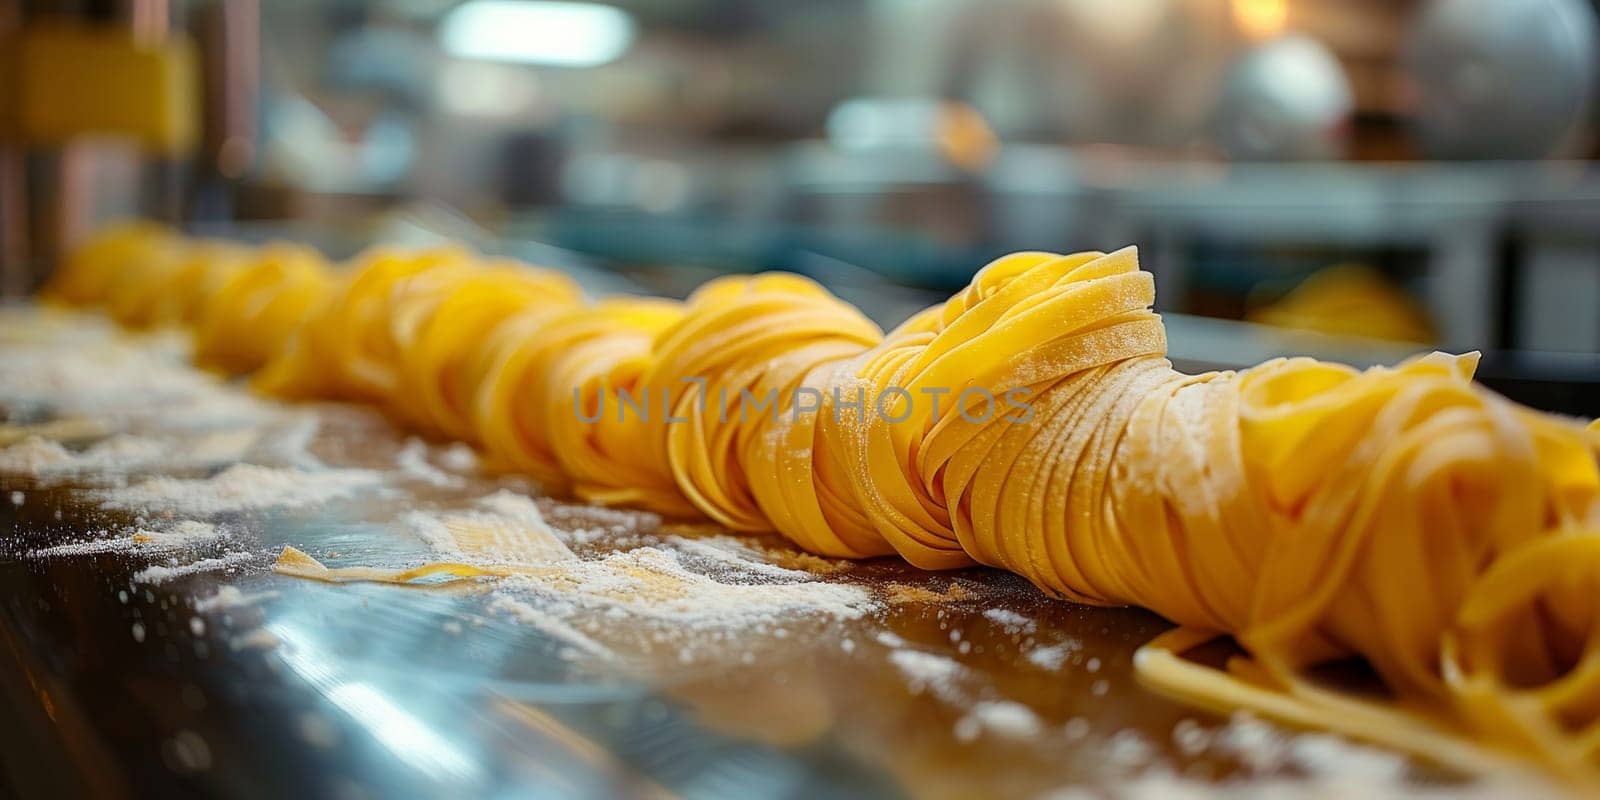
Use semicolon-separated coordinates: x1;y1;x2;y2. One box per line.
3;0;1600;411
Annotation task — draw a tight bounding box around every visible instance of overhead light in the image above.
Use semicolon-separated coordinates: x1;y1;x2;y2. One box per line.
1232;0;1289;40
439;0;636;68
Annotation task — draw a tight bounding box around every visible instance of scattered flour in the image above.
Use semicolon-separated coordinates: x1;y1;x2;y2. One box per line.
396;438;465;488
1207;712;1407;779
0;338;211;406
954;700;1043;742
1104;729;1155;768
493;546;874;626
30;520;225;557
134;551;258;584
1284;732;1408;781
402;497;573;568
666;535;819;581
150;392;277;433
539;501;660;545
96;463;382;515
1171;719;1211;757
437;442;478;473
876;631;907;648
982;607;1036;633
0;351;272;436
484;543;873;664
1027;641;1081;671
1042;771;1533;800
194;585;281;612
244;414;321;469
0;431;264;479
474;490;551;528
383;493;877;663
890;649;966;699
131;520;225;548
76;435;171;468
0;437;77;473
487;595;617;661
1034;713;1452;799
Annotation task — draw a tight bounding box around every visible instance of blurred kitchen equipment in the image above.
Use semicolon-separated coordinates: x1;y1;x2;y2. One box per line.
1216;34;1353;160
864;0;1234;148
1408;0;1600;159
0;2;198;295
0;0;259;295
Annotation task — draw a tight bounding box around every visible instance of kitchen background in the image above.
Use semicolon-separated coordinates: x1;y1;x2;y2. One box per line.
4;0;1599;409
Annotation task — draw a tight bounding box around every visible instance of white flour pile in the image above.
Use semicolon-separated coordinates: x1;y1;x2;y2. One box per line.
134;551;259;584
96;463;383;515
1046;772;1541;800
886;644;1052;744
1026;641;1082;671
665;534;831;582
890;649;967;701
241;414;323;470
483;547;873;666
1037;711;1460;799
436;442;478;473
0;307;117;346
26;518;258;587
0;430;266;480
402;492;575;568
378;490;877;662
1044;710;1540;799
982;608;1036;634
538;500;661;547
954;700;1044;742
395;438;467;488
462;489;551;533
0;436;103;473
1197;712;1408;779
30;520;225;557
0;336;210;407
493;546;873;625
0;311;281;444
486;596;619;661
194;585;280;612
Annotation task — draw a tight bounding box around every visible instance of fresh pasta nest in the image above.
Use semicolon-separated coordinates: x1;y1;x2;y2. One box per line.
51;223;1600;785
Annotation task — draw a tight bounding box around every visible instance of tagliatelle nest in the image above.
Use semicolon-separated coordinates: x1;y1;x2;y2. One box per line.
52;224;1600;787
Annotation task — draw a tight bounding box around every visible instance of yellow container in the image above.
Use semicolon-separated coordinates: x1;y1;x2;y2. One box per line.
4;22;199;155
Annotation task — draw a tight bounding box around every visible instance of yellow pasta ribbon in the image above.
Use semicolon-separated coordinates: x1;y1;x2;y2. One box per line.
193;242;335;375
653;273;883;531
472;296;691;511
43;220;178;308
